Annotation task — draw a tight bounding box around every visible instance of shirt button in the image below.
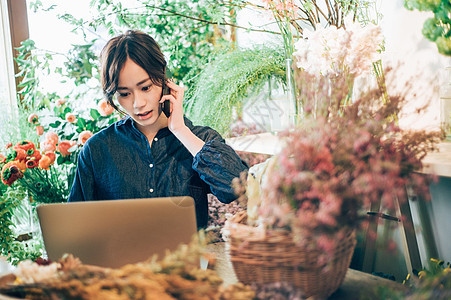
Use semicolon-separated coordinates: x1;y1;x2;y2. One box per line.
149;164;154;168
149;188;154;193
154;137;158;142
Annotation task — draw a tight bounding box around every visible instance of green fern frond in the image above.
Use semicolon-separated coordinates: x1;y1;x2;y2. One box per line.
184;46;286;135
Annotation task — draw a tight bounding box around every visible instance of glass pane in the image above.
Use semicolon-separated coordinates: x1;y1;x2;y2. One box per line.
0;0;18;145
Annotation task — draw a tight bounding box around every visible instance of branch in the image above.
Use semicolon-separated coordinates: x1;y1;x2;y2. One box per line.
141;4;281;35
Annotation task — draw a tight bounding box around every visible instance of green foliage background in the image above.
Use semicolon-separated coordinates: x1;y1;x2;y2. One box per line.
405;0;451;56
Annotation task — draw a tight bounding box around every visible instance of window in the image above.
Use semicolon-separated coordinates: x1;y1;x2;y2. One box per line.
0;0;18;144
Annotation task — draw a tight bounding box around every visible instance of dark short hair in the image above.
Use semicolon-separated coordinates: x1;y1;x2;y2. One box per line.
100;30;167;112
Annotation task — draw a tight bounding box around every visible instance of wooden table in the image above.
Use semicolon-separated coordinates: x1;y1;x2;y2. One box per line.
205;243;404;299
226;133;451;176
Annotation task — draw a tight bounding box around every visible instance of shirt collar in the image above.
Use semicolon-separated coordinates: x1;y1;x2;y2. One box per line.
117;115;195;138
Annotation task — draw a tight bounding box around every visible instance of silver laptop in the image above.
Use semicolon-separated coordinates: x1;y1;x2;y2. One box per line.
36;197;197;268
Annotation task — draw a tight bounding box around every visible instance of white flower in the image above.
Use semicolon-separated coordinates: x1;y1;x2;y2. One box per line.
293;21;383;76
14;260;60;284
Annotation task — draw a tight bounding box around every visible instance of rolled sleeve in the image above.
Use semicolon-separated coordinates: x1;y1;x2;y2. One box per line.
192;139;248;203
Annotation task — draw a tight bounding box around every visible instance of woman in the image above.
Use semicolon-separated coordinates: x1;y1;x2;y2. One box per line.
68;30;248;228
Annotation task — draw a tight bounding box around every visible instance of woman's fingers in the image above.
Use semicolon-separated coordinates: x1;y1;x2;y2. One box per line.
166;80;184;99
159;94;175;103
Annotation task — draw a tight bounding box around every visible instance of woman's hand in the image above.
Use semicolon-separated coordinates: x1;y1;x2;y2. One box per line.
161;79;206;156
160;80;186;133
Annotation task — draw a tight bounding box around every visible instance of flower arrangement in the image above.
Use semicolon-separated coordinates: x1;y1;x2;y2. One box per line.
292;18;386;119
0;94;117;264
22;96;118;195
233;59;444;267
0;140;67;204
257;0;377;58
293;21;383;77
246;1;385;125
0;105;108;204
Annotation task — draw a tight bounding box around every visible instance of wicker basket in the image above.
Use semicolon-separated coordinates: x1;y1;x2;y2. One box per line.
226;211;357;299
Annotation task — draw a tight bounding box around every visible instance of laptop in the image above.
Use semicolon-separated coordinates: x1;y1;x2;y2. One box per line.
36;197;197;268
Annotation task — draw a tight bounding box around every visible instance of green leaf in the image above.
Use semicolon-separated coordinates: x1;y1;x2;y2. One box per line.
49;120;61;128
63;107;72;115
56;155;65;165
90;108;101;120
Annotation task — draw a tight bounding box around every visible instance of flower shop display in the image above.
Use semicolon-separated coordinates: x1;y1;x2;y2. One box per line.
226;63;443;297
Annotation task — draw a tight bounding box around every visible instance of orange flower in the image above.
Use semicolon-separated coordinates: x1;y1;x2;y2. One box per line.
14;160;27;172
1;161;24;186
38;155;52;170
97;99;115;116
78;130;93;145
56;99;66;107
5;143;12;149
65;113;77;123
36;125;44;136
57;140;76;157
44;132;59;146
14;141;36;152
26;159;38;169
44;151;56;164
14;148;27;162
27;148;42;162
0;154;5;163
28;113;39;124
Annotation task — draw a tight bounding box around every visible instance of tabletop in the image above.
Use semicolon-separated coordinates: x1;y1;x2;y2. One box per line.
226;133;451;177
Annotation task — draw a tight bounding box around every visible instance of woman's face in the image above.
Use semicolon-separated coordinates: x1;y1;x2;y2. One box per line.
116;58;165;134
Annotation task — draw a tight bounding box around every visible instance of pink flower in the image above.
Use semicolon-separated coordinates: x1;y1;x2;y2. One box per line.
57;140;76;157
36;125;44;136
65;113;77;123
316;234;336;254
97;99;115;116
78;130;93;145
44;131;59;146
41;140;57;152
28;114;39;124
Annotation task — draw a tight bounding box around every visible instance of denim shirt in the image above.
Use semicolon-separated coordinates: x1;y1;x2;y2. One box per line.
68;116;248;228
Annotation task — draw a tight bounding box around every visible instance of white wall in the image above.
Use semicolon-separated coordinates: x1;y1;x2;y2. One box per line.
378;0;450;130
